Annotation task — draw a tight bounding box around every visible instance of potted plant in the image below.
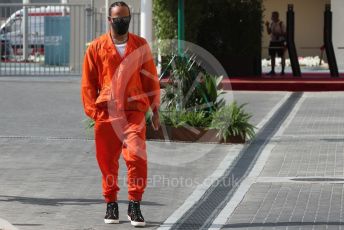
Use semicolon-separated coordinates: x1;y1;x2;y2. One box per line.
209;101;256;143
146;109;214;142
153;53;257;143
84;54;256;144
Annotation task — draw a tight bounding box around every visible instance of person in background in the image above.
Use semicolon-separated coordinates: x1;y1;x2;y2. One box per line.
265;11;286;76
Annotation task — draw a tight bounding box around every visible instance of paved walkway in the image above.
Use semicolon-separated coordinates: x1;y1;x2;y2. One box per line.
0;77;287;230
3;77;344;230
221;92;344;230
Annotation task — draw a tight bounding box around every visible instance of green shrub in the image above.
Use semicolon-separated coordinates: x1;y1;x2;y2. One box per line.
153;0;263;75
84;102;256;143
210;101;256;141
159;109;212;128
153;0;177;40
83;118;94;129
161;55;225;113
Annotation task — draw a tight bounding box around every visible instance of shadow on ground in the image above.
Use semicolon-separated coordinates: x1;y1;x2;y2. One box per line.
0;195;163;207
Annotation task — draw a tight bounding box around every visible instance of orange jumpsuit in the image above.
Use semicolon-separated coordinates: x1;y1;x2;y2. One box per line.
81;32;160;202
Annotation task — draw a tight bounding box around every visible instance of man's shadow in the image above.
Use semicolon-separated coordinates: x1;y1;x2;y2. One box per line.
0;195;163;207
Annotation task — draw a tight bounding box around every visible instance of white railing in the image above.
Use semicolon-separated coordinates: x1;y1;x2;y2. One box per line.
0;2;140;76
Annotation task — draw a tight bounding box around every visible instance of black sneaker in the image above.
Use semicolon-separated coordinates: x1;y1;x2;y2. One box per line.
104;202;119;224
128;200;146;227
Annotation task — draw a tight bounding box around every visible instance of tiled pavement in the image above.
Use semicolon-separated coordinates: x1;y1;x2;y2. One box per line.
0;77;287;230
226;183;344;230
224;92;344;230
4;77;344;230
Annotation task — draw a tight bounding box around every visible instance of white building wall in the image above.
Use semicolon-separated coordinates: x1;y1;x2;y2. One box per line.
263;0;327;59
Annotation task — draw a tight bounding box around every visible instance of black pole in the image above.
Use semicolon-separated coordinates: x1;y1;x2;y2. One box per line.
286;4;301;77
324;4;339;77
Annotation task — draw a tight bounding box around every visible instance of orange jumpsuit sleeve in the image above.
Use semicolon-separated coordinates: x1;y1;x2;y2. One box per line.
140;42;160;113
81;44;99;120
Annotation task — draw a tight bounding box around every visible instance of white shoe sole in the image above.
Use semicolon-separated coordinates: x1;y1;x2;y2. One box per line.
128;215;146;227
104;219;119;224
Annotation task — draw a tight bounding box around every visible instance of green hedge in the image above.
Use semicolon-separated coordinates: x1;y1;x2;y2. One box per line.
153;0;263;76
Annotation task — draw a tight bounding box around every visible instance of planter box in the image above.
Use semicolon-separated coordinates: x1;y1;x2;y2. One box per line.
146;125;245;144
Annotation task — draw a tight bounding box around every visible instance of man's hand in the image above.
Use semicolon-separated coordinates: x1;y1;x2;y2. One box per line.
151;111;160;131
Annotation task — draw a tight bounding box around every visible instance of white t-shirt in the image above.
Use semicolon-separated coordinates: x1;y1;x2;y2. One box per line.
115;43;127;57
270;21;286;42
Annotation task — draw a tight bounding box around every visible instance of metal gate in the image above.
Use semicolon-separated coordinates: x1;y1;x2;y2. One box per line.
0;2;140;76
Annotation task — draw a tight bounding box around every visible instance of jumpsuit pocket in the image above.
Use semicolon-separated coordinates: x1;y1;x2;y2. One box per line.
95;108;110;121
95;86;115;108
95;86;115;121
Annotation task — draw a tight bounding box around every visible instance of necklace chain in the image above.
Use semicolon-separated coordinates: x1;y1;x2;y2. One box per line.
112;34;128;44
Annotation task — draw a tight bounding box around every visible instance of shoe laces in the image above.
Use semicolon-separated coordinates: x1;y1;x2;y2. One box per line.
107;202;117;214
130;201;143;218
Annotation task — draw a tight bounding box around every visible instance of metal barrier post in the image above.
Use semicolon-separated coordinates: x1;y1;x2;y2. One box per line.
23;0;29;61
324;4;339;77
105;0;109;32
286;4;301;77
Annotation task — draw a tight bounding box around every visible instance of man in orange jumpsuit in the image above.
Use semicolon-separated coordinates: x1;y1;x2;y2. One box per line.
81;1;160;227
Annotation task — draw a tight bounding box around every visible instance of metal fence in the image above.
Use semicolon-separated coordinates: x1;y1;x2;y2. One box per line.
0;3;140;76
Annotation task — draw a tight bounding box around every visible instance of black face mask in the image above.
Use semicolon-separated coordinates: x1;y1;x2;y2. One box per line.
110;16;131;35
